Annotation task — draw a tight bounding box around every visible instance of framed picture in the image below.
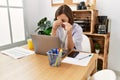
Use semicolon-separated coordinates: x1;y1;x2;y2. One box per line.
51;0;64;6
51;0;96;6
73;0;87;3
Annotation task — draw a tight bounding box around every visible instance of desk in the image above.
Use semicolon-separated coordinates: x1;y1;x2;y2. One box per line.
0;50;97;80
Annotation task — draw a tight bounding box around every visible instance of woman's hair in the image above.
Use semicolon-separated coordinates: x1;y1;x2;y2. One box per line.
54;4;74;25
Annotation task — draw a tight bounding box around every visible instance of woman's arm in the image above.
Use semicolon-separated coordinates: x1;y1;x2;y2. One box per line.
51;26;57;37
51;19;62;37
63;22;74;50
67;30;74;51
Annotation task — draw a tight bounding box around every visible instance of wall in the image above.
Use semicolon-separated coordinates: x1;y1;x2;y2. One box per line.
96;0;120;72
24;0;120;71
23;0;57;37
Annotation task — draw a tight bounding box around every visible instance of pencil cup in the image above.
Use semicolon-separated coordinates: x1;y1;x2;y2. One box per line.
47;49;62;67
27;39;34;50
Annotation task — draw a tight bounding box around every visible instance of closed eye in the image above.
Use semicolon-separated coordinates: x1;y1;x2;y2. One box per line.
62;19;65;22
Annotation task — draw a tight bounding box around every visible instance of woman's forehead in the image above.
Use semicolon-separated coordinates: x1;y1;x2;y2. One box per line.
57;14;68;19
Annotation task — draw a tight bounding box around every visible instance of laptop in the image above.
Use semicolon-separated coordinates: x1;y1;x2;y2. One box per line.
31;34;61;55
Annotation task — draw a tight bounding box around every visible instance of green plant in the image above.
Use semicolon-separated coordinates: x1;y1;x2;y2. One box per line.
35;17;52;35
94;43;100;50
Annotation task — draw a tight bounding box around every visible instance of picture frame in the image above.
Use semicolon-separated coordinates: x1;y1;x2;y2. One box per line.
51;0;96;7
51;0;76;6
51;0;64;6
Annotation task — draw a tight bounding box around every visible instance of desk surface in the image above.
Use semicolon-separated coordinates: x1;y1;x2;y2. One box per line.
0;49;97;80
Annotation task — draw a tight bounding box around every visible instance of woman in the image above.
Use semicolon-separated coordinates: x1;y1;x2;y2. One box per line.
51;4;83;51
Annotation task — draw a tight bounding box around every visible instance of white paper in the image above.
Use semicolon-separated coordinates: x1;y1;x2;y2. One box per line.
62;52;93;66
1;47;34;59
52;0;64;4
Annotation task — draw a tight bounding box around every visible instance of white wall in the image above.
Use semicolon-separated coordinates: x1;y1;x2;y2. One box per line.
23;0;57;37
96;0;120;71
24;0;120;71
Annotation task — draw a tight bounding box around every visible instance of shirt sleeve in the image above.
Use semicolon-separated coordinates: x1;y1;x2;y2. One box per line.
72;23;83;51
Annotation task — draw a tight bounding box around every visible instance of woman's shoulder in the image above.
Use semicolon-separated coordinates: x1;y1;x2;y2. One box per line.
73;23;82;30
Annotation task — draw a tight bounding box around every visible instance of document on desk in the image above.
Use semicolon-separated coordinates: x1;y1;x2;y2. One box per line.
62;52;93;66
1;47;34;59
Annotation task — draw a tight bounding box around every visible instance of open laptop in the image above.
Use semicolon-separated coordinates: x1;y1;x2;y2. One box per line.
31;34;61;55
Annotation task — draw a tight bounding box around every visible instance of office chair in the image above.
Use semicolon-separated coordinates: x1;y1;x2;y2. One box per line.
89;69;116;80
81;34;91;53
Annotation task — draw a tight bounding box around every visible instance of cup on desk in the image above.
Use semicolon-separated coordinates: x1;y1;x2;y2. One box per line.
47;48;62;67
27;39;34;50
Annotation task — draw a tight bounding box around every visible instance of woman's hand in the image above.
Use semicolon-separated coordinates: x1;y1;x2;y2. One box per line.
53;19;63;30
51;19;63;36
63;22;72;32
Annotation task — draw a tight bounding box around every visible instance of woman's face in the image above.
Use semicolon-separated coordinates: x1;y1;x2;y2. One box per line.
57;14;69;22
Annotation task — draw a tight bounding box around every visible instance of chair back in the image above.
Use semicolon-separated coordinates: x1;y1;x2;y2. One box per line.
81;34;91;52
90;69;116;80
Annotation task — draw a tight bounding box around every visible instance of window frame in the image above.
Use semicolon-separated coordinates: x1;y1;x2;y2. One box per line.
0;0;27;50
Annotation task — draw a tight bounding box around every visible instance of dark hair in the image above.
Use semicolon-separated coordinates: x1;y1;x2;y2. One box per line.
54;4;74;25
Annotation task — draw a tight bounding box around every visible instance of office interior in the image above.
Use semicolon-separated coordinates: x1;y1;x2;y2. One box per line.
0;0;120;79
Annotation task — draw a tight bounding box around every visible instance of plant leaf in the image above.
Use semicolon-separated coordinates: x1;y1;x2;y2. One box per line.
35;17;52;35
44;27;52;35
37;17;47;26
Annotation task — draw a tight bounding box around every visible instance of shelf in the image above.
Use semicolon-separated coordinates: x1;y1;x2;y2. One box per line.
73;10;109;70
98;54;104;60
84;33;110;37
97;59;103;71
74;20;90;23
85;33;110;70
73;10;98;33
73;10;98;12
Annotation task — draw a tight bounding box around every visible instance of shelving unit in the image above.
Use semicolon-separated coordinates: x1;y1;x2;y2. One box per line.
73;10;110;70
73;10;98;34
84;33;110;70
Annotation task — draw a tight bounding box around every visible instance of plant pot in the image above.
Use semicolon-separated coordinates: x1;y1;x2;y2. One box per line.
95;49;100;54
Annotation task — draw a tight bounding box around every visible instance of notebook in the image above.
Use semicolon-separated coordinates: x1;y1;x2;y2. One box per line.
31;34;61;55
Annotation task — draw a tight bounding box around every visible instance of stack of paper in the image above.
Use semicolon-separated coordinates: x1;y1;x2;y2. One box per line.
1;47;34;59
62;52;93;66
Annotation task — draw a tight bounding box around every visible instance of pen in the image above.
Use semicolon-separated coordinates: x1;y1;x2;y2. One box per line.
79;54;92;60
54;49;63;66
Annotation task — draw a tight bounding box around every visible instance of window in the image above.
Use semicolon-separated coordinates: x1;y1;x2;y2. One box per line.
0;0;7;6
0;0;26;50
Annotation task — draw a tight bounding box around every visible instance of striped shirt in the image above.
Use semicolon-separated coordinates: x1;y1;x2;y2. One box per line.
56;23;83;51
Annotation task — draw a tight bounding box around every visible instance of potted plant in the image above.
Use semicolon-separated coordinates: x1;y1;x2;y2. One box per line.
94;43;100;54
35;17;52;35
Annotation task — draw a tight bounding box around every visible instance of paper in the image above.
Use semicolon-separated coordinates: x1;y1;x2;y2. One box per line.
62;52;93;66
1;47;34;59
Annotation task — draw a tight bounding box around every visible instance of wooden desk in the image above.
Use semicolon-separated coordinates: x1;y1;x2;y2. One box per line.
0;51;97;80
